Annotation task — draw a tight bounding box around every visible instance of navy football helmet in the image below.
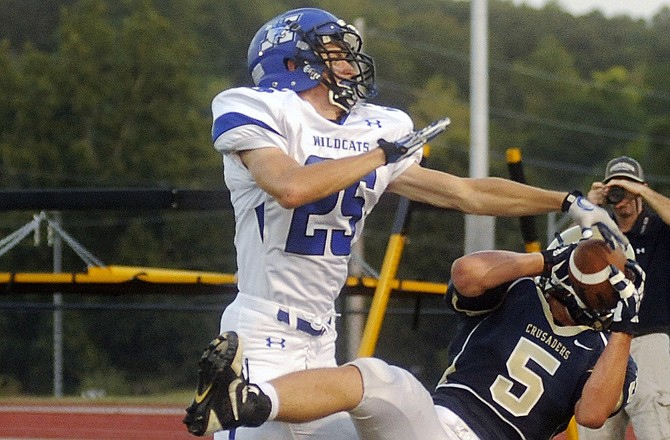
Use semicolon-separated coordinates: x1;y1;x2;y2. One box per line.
247;8;376;112
542;256;614;331
540;226;628;331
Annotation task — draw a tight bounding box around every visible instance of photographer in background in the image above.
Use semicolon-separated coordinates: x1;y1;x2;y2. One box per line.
579;156;670;440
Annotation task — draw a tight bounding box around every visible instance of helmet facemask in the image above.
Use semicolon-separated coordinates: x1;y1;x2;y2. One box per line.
292;20;376;112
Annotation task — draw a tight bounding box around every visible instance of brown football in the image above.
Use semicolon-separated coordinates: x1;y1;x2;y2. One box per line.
568;238;627;311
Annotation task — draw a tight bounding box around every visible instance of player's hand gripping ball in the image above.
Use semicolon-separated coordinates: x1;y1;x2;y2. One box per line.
568;238;628;310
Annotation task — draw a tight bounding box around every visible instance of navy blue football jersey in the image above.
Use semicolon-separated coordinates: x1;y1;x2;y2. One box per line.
433;277;637;440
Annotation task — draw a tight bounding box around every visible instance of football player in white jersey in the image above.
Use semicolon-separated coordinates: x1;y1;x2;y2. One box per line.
184;7;626;440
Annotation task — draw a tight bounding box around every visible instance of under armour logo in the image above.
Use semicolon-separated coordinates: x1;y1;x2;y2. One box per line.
365;119;382;128
266;337;286;348
636;247;645;255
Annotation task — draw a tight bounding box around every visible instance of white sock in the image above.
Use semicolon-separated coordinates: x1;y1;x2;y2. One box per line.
257;382;280;421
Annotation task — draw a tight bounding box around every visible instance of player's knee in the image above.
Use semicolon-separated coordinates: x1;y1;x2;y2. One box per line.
348;358;397;388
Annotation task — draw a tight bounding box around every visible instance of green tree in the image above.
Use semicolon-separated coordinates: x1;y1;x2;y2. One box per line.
0;0;227;395
0;0;74;52
2;0;670;395
511;36;581;115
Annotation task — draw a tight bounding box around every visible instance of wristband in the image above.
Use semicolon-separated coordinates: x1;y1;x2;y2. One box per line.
378;139;408;165
539;249;555;276
561;190;583;213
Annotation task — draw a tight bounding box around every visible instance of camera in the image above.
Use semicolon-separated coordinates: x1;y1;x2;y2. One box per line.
606;186;626;205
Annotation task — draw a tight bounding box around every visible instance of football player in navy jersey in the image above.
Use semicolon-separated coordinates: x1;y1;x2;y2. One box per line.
183;239;643;439
184;7;626;439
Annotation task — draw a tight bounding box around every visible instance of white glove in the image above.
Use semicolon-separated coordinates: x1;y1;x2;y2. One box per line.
608;260;645;334
562;190;629;251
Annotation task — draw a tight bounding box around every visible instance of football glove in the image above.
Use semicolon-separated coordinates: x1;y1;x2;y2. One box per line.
608;260;645;334
540;242;578;277
562;190;629;251
378;117;450;164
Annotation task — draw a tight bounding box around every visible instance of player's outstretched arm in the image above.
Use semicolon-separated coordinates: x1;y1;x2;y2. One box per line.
388;165;565;216
389;167;628;247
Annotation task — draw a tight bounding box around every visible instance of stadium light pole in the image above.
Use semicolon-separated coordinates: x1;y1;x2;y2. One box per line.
464;0;495;253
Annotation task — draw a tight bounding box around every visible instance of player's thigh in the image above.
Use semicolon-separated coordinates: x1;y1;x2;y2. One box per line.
348;358;448;440
219;301;336;382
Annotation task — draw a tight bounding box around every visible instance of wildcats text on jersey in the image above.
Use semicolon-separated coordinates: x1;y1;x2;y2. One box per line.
313;136;370;152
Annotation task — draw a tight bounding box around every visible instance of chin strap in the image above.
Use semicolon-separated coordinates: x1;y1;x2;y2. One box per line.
327;83;356;113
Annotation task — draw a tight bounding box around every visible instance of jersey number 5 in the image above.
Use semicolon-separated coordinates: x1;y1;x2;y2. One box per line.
490;337;561;417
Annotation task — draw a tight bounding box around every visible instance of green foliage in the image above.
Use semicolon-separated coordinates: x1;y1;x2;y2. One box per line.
511;35;581;115
0;0;219;188
0;0;669;395
0;0;75;51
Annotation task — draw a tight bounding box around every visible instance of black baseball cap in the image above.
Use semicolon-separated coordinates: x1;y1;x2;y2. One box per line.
604;156;645;183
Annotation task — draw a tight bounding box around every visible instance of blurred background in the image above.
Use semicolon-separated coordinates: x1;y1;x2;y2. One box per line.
0;0;669;399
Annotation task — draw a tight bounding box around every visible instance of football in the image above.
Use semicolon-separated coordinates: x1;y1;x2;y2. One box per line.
568;238;628;311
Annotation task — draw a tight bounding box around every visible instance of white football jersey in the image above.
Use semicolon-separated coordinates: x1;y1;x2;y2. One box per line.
212;87;419;316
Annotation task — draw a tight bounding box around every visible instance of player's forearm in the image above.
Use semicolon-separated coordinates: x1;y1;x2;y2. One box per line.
411;175;564;215
574;332;632;427
450;251;543;296
278;149;385;208
390;169;566;216
244;147;386;209
462;178;566;216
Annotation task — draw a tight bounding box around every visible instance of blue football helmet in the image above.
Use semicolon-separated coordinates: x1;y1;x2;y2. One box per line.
247;8;376;112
